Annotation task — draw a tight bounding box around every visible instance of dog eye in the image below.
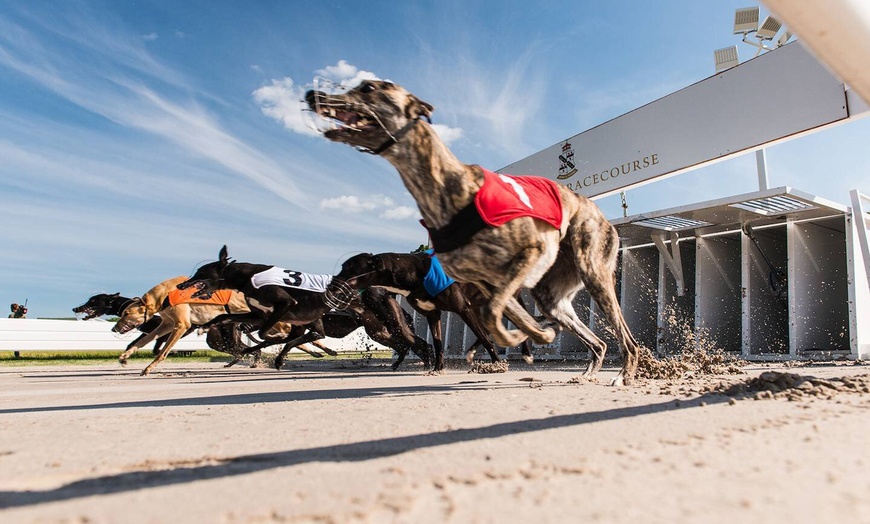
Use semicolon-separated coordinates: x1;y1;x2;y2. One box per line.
359;83;375;94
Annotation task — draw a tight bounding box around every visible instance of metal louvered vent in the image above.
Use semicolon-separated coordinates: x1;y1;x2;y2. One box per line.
729;195;813;215
631;216;713;231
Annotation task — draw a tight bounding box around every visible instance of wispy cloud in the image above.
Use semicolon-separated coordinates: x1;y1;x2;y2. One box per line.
143;32;158;41
315;60;380;87
0;12;312;209
252;77;319;137
320;194;394;212
381;206;418;220
409;41;550;161
320;194;419;221
432;123;463;146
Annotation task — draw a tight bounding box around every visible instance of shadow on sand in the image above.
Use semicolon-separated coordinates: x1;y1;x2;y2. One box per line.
0;395;728;509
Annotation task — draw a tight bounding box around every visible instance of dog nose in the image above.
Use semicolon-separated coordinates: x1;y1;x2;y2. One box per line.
304;90;319;106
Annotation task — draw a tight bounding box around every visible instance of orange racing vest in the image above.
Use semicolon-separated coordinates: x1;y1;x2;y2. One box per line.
166;287;235;307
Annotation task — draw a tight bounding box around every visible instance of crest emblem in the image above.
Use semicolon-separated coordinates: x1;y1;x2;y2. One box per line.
557;141;578;180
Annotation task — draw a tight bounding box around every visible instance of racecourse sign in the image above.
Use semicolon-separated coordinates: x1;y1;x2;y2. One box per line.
499;42;850;199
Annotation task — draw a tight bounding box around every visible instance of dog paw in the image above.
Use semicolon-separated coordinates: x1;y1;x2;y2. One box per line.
535;327;556;345
523;354;534;365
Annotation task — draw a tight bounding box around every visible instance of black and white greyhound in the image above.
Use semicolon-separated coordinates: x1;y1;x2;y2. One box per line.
177;246;432;370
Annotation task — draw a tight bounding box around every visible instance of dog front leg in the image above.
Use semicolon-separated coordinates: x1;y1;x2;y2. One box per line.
118;318;173;365
481;287;555;348
274;331;325;370
141;322;189;376
425;312;445;372
457;305;501;364
477;247;556;348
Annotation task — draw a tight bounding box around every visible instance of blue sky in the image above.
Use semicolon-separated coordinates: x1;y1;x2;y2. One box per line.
1;1;868;318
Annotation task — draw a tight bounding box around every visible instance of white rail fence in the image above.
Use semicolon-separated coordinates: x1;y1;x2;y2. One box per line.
0;318;384;353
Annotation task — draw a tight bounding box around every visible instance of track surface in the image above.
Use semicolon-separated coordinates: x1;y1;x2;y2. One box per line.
1;360;869;523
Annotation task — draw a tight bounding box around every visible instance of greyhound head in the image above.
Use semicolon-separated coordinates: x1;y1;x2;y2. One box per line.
73;292;121;320
177;245;231;299
304;80;433;154
336;252;386;289
111;297;146;334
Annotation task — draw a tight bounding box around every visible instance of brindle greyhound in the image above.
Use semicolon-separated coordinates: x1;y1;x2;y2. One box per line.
336;251;510;372
306;80;641;385
178;246;432;370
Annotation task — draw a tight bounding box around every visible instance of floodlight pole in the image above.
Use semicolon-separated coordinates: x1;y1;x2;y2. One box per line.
756;149;769;190
742;35;774;56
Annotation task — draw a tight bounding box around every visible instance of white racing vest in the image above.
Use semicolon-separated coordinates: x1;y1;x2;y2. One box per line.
250;266;333;293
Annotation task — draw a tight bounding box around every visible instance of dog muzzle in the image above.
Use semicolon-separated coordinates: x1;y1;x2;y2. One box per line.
323;278;357;310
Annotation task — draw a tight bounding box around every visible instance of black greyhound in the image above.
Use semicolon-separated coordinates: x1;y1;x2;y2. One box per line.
74;293;169;355
177;246;432;370
269;286;426;370
336;252;535;372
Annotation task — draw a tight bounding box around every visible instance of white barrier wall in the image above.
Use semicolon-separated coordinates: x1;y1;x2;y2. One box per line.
0;318;385;353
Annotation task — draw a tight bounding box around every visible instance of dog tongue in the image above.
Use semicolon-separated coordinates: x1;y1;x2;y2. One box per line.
337;110;357;125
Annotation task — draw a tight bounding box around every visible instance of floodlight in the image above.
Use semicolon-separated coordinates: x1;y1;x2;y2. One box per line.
734;7;760;35
756;16;782;40
776;30;793;47
714;45;739;72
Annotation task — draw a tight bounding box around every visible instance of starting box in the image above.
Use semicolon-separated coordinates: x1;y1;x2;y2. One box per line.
613;186;870;360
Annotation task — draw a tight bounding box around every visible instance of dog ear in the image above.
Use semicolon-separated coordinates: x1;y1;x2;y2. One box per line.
219;245;228;265
407;95;434;121
110;292;120;298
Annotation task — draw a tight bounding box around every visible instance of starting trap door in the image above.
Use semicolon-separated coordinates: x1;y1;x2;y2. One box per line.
613;186;870;360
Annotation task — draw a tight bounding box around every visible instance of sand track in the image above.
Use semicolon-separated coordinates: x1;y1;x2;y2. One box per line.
1;360;869;523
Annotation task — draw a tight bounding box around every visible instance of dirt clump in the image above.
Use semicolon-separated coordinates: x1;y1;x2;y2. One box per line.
635;345;744;381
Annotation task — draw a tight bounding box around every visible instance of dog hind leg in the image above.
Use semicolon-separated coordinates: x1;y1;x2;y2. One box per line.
310;341;339;356
568;212;641;385
533;286;607;378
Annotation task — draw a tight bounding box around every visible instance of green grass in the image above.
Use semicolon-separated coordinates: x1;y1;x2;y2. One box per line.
0;349;394;366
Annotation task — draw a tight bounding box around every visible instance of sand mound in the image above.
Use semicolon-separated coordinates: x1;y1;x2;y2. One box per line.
468;360;509;374
707;371;870;401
